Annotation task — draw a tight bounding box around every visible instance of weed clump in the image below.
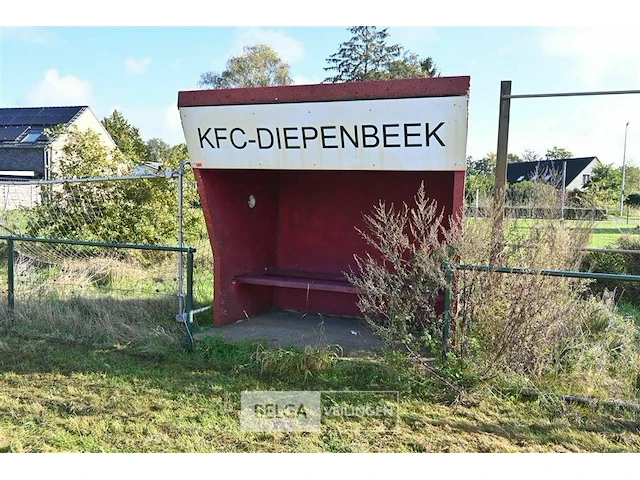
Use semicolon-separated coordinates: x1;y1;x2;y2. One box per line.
348;183;640;400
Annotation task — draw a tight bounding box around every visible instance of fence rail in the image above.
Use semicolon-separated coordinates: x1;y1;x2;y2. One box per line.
442;262;640;360
0;234;198;350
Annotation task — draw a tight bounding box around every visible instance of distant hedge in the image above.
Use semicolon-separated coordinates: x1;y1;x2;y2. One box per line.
582;235;640;304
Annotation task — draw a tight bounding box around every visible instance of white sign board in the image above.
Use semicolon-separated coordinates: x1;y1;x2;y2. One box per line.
179;96;468;171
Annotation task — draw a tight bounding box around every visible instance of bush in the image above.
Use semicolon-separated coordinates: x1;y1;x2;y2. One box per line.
351;185;640;399
582;235;640;304
345;182;461;357
456;208;592;376
25;127;205;247
553;295;640;399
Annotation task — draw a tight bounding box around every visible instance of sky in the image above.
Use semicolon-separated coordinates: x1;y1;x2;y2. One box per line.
1;3;639;167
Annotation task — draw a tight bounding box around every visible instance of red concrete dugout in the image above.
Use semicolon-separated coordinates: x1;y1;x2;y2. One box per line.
178;76;470;326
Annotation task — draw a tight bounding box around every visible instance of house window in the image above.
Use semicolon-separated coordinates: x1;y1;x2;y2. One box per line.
582;174;590;187
20;127;43;143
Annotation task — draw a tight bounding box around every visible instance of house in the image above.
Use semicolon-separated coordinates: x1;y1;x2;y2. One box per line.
0;106;115;181
0;106;115;208
507;156;600;191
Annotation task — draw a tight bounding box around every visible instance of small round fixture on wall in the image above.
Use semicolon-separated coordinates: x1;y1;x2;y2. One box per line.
248;195;256;209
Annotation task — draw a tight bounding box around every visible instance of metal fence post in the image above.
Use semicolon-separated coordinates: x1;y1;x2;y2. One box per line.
491;80;512;265
177;159;186;323
442;262;453;362
7;237;14;314
185;248;194;351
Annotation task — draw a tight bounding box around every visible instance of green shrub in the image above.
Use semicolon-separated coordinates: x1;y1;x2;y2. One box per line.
582;234;640;304
346;182;461;357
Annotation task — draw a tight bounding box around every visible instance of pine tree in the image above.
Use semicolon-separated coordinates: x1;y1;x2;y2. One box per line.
324;26;439;83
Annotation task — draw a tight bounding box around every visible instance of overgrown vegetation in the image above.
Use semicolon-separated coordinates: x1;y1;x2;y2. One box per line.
348;183;640;402
346;184;460;356
1;331;640;452
26;118;205;247
583;234;640;304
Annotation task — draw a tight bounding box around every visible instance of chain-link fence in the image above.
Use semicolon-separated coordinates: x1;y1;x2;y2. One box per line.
0;173;213;348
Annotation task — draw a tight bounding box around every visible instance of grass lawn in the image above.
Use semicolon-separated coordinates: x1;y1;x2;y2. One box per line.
1;333;639;453
484;217;640;248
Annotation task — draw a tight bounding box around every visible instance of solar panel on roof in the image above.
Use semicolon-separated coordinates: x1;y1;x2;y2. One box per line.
35;107;82;124
0;106;84;127
0;113;20;126
0;125;28;141
32;114;59;124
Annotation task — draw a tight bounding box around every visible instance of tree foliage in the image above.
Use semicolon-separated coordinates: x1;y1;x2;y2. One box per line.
324;26;439;82
199;44;293;88
580;163;621;206
465;153;495;204
521;149;542;162
27;120;205;246
545;146;573;160
102;110;150;162
580;163;640;208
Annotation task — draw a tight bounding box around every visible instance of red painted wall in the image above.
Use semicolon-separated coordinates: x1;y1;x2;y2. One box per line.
194;169;280;324
194;169;465;325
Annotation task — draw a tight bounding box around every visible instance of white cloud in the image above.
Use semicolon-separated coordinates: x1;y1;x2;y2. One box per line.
110;104;184;146
25;69;94;106
233;28;305;64
539;27;640;88
162;103;182;132
124;56;152;75
0;27;56;44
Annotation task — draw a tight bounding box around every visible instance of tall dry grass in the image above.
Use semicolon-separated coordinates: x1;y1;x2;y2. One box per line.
349;183;640;399
1;253;184;350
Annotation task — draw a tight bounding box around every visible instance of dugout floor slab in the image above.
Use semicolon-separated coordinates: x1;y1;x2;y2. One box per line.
193;309;384;356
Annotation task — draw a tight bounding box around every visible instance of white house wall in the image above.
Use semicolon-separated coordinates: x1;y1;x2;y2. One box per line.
49;107;117;177
567;159;599;191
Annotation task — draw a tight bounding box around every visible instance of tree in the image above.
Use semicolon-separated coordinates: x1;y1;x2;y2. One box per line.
507;153;521;163
581;163;621;206
102;110;150;163
468;152;496;176
521;149;542;162
29;114;205;246
26;127;174;245
386;52;440;79
546;146;573;160
199;44;292;88
147;138;172;163
324;26;439;82
465;153;496;204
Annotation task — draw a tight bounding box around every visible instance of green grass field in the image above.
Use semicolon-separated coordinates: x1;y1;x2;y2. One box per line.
501;217;640;248
587;219;640;247
1;334;639;453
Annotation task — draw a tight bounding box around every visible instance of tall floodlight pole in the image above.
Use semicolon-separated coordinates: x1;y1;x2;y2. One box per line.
620;122;630;216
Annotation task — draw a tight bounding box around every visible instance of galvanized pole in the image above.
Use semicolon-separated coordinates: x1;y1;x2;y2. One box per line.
620;122;630;216
176;160;186;322
442;263;453;362
491;80;512;264
186;249;194;351
7;237;14;314
561;160;567;221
